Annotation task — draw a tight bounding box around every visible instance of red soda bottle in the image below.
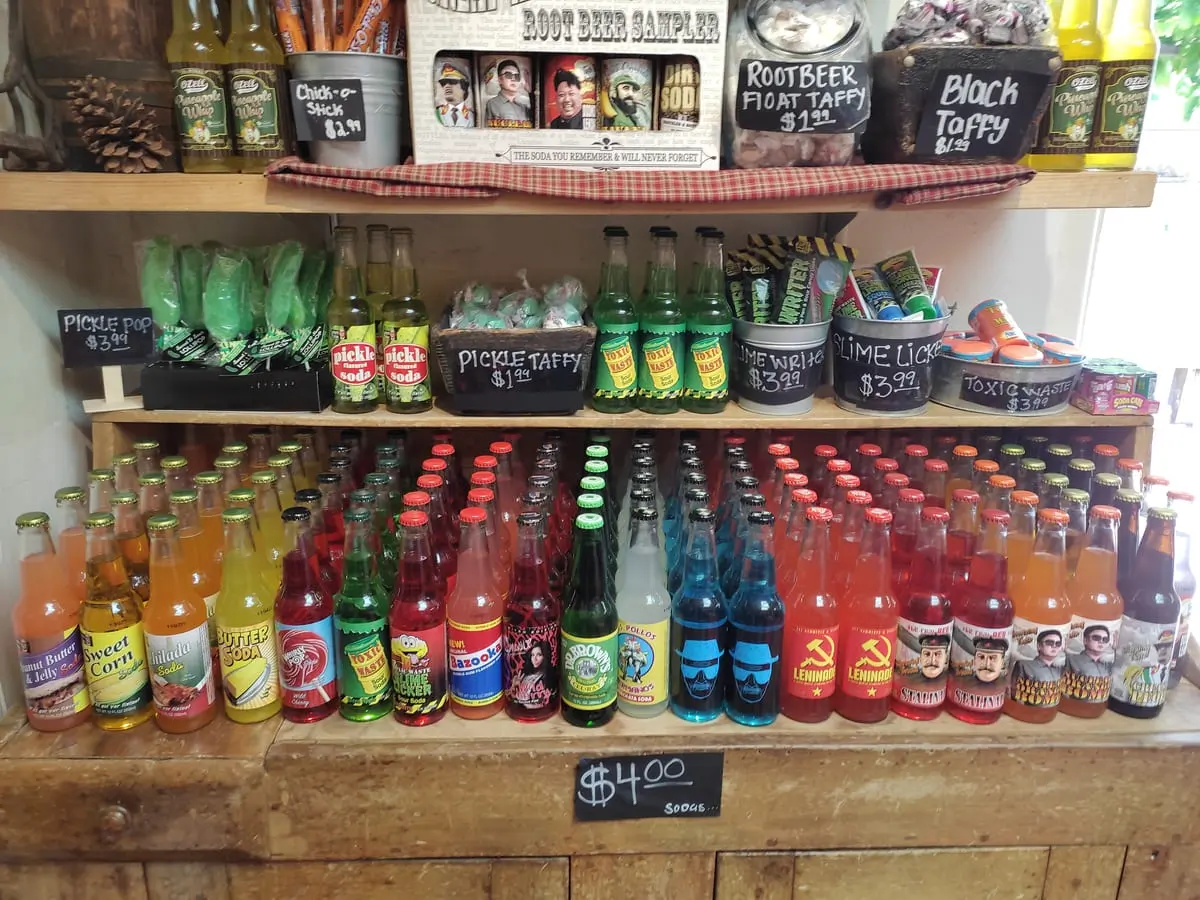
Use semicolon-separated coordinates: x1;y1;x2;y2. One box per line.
811;444;839;485
870;457;899;501
770;457;801;516
489;441;521;550
828;472;861;549
854;443;882;483
881;472;911;514
274;506;337;723
503;511;560;722
945;489;980;596
834;508;898;723
417;474;458;592
448;508;504;719
315;472;346;589
891;488;925;599
775;473;809;544
777;488;817;589
391;510;449;726
818;459;852;508
467;485;511;601
294;488;338;597
430;443;465;511
892;507;953;721
903;444;929;493
833;490;872;598
781;506;838;723
403;490;456;597
922;459;949;510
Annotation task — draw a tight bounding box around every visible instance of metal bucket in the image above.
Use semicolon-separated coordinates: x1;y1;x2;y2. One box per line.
830;314;950;416
732;318;830;416
288;52;408;169
932;355;1083;416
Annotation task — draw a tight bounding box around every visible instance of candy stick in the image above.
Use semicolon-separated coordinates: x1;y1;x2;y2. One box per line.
344;0;390;53
373;14;391;54
305;0;332;51
342;0;356;39
274;0;309;53
388;0;406;57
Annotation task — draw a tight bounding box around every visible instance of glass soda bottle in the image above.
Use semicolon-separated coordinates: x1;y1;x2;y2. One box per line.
1005;509;1073;723
835;508;898;724
194;471;226;571
636;230;685;414
144;514;218;733
1061;505;1124;717
167;0;234;173
215;508;281;724
391;510;448;726
1167;490;1195;688
561;512;619;727
81;512;153;730
418;474;458;591
447;508;504;719
169;490;220;671
1007;490;1039;592
364;224;391;391
776;487;817;590
671;507;727;722
922;459;949;510
113;453;139;494
781;506;838;723
333;508;392;722
55;486;89;608
161;456;191;495
945;489;979;597
1109;507;1181;718
681;232;732;414
88;467;116;513
890;488;924;599
503;511;561;722
252;470;287;594
1087;0;1157;170
111;492;150;606
592;226;639;413
328;226;380;413
892;507;953;720
947;510;1013;724
138;472;169;530
616;507;671;718
726;510;784;726
946;445;978;506
903;444;929;493
317;473;347;589
12;512;91;731
381;228;433;414
833;489;873;598
1062;488;1090;576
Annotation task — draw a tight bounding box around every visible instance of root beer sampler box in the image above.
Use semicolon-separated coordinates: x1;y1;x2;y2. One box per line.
409;0;727;170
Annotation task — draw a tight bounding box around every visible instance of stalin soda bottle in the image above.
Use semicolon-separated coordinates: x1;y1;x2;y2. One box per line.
391;510;448;726
891;507;953;720
328;227;380;413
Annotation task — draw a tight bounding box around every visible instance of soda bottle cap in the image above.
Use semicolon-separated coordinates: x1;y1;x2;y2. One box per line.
989;475;1017;489
214;456;240;470
730;459;753;474
905;444;929;458
221;508;251;525
724;435;747;447
316;472;342;486
1021;459;1046;472
467;488;494;505
15;511;50;529
471;471;497;486
936;435;958;447
228;488;255;504
364;473;390;487
1042;474;1070;488
585;459;610;475
1012;490;1039;507
54;486;85;503
858;443;882;457
847;490;873;506
1116;489;1143;505
806;506;833;522
741;493;767;509
775;457;800;472
1148;507;1178;521
792;488;818;504
490;441;514;455
112;453;137;467
580;476;605;492
834;474;860;489
517;512;541;528
251;471;277;485
981;509;1011;525
194;471;220;485
221;441;247;455
133;439;160;451
1095;473;1122;488
281;507;310;523
585;445;608;459
1068;459;1096;472
1047;444;1073;458
139;472;166;486
161;456;188;470
815;445;838;459
423;458;448;473
924;459;949;473
952;489;980;504
416;475;443;491
474;456;498;470
1094;443;1120;458
1091;505;1121;521
576;512;605;530
884;473;910;488
685;488;711;504
1063;488;1090;505
921;507;949;523
400;510;429;528
827;459;852;474
735;476;760;490
268;454;293;469
1168;490;1195;503
690;507;716;523
1038;509;1070;525
403;491;431;508
577;494;603;510
865;508;892;524
747;510;774;526
784;473;808;487
110;491;139;507
768;443;792;458
1145;475;1170;487
973;460;999;474
458;508;485;525
953;445;978;458
898;488;925;504
875;458;900;472
1117;458;1144;471
169;489;199;504
295;489;322;504
633;507;659;521
1000;444;1025;457
277;442;303;454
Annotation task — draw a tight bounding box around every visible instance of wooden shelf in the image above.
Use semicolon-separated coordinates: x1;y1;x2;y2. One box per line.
0;170;1157;215
90;394;1152;431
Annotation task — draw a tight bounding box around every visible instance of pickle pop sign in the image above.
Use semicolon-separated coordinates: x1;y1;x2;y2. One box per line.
915;69;1050;159
58;308;156;369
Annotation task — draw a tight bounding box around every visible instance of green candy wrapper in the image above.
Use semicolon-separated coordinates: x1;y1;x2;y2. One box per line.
178;245;205;329
204;249;258;374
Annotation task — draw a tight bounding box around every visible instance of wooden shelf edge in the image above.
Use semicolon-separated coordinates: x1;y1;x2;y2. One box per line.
0;170;1158;215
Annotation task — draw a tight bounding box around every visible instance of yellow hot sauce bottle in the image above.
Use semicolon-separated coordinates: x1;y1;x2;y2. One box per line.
168;0;236;173
1026;0;1103;171
1086;0;1158;169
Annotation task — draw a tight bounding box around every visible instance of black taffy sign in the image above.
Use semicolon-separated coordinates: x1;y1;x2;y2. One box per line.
58;308;156;369
914;69;1050;159
291;79;367;142
734;339;825;406
574;752;724;822
734;60;870;134
831;325;943;413
960;371;1077;413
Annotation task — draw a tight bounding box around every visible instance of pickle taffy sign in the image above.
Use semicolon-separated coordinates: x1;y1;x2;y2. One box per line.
574;752;723;821
58;308;156;369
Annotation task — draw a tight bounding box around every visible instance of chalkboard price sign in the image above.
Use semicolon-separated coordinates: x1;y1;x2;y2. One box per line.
58;308;157;369
734;60;870;134
452;347;587;395
960;371;1077;413
291;79;367;142
574;752;724;822
831;325;943;413
914;69;1050;159
733;339;824;407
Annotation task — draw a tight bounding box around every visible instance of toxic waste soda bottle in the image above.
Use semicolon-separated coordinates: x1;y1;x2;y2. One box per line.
391;510;448;726
1005;509;1073;722
835;508;898;723
215;509;281;724
447;508;504;719
670;507;728;722
1061;505;1124;717
561;512;619;727
592;225;640;413
144;514;218;733
334;508;392;722
892;507;953;720
782;506;838;723
1109;507;1181;719
726;510;784;726
12;512;91;731
503;511;560;722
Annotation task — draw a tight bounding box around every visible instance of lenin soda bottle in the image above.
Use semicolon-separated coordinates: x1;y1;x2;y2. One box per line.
670;507;727;722
726;510;784;726
561;512;618;727
335;508;392;722
391;510;448;726
503;511;560;722
781;506;838;723
891;507;953;720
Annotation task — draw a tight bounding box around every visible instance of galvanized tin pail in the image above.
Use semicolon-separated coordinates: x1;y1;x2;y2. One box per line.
830;314;950;416
732;318;830;416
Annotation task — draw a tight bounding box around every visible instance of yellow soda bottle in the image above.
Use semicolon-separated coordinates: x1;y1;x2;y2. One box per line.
1026;0;1102;171
215;508;281;722
251;470;288;593
1086;0;1157;169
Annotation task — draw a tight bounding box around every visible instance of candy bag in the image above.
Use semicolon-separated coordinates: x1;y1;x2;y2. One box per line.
178;245;205;329
254;241;304;365
140;236;211;364
204;248;258;373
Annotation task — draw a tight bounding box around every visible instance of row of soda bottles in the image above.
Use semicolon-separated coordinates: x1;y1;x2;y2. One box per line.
12;422;1193;734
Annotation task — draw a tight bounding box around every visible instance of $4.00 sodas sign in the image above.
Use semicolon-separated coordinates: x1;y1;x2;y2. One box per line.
574;752;723;822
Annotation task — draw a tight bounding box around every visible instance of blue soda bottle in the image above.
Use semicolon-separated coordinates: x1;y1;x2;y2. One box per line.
670;507;728;722
669;487;710;595
726;510;785;726
721;484;764;597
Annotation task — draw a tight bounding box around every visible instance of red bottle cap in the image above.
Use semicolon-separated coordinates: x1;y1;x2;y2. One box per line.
489;441;513;455
475;455;498;470
431;444;455;458
827;459;852;474
884;473;910;488
399;510;429;527
1091;505;1121;521
725;435;747;447
982;509;1012;525
1117;458;1143;471
898;488;926;504
953;444;979;458
775;457;800;472
815;444;838;459
1145;475;1170;486
467;487;494;505
1168;490;1195;503
974;460;999;474
422;457;447;472
936;435;958;447
792;488;818;505
905;444;929;458
988;475;1017;489
1012;490;1039;506
834;474;861;489
806;506;833;522
784;473;809;488
875;458;900;472
847;489;873;506
866;508;893;524
1038;508;1070;525
416;474;444;491
920;507;949;523
403;491;430;508
1094;443;1120;458
858;443;882;458
768;443;792;458
924;459;949;473
471;471;497;486
460;507;487;524
952;489;980;504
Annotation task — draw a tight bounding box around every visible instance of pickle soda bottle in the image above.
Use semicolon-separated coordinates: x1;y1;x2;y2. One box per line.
381;228;433;414
591;226;639;414
636;230;685;415
328;227;380;414
681;232;732;414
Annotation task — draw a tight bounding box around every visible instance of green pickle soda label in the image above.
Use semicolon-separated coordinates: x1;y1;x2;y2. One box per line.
1091;60;1152;153
637;325;684;400
1036;60;1101;154
82;624;151;718
593;323;639;400
330;323;380;404
617;620;669;708
228;65;285;154
336;617;392;707
381;323;432;405
561;629;618;710
683;324;731;400
172;65;232;154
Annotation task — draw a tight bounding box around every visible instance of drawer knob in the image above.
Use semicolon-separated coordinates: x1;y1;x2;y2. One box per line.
98;805;131;840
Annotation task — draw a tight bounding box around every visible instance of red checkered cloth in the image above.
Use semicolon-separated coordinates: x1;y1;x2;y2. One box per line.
265;157;1034;207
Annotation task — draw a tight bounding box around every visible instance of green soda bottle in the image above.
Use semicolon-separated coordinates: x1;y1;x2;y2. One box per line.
636;230;685;415
682;231;732;414
328;227;380;413
334;508;393;721
561;512;618;727
591;227;639;414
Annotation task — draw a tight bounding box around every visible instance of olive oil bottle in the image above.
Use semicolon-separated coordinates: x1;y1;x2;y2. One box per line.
1086;0;1158;170
226;0;290;174
1026;0;1102;171
168;0;236;173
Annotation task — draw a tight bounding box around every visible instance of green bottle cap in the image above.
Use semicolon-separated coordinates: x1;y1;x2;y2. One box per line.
222;508;252;524
580;476;606;493
194;471;221;485
112;452;137;467
250;470;277;485
228;488;255;504
344;508;371;524
1069;459;1096;473
586;445;609;460
161;456;188;470
147;514;178;532
1000;444;1025;458
1116;489;1143;505
1020;459;1046;472
277;441;303;455
138;472;166;486
110;491;138;507
576;512;604;530
364;473;391;487
88;468;115;483
1042;474;1070;489
1047;444;1073;458
15;511;50;529
222;442;248;455
1148;507;1178;521
214;456;240;470
169;489;199;504
54;486;85;503
268;454;293;469
1095;473;1122;488
85;512;115;529
350;489;376;506
132;439;160;452
584;459;609;475
577;493;604;511
1062;488;1090;505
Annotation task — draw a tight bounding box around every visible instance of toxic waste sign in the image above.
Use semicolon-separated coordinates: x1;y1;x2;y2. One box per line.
331;342;377;385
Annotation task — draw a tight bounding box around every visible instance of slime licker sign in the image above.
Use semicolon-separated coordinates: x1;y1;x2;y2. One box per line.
915;69;1050;159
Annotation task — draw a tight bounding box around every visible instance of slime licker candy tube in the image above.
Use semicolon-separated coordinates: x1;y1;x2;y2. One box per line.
877;250;940;320
833;273;872;319
969;299;1030;360
852;267;904;320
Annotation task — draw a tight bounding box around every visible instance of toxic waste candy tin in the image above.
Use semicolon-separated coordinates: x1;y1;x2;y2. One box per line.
657;56;700;130
600;58;654;131
477;54;536;129
543;55;596;130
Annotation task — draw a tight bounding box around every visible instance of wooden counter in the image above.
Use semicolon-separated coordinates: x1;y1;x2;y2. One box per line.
2;684;1198;898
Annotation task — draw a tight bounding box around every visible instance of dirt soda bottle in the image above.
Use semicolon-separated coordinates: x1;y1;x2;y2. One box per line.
781;506;838;723
892;507;953;720
328;226;380;413
144;514;219;734
391;510;448;726
504;511;561;722
561;512;618;727
13;512;91;732
681;232;732;414
381;228;433;414
447;508;504;719
592;226;639;413
637;230;685;414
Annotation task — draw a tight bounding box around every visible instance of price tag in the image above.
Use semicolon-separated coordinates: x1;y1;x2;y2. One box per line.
58;308;156;369
831;326;942;413
453;347;587;395
914;69;1050;159
574;752;723;822
733;340;824;406
960;371;1077;413
291;79;367;143
733;60;870;134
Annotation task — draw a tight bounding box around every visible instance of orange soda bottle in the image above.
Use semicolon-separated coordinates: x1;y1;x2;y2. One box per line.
946;445;978;506
194;471;226;575
112;492;150;605
467;485;512;602
447;507;504;719
777;488;817;590
833;490;872;598
1061;505;1124;718
781;506;838;723
892;507;952;720
1005;509;1073;723
54;486;89;609
170;489;220;671
1007;490;1039;591
834;507;898;724
972;459;999;497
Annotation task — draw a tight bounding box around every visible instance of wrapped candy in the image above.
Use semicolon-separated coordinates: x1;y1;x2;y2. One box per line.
883;0;1052;47
177;245;205;329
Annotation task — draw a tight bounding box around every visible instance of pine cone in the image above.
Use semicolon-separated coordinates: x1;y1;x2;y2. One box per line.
67;75;173;174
